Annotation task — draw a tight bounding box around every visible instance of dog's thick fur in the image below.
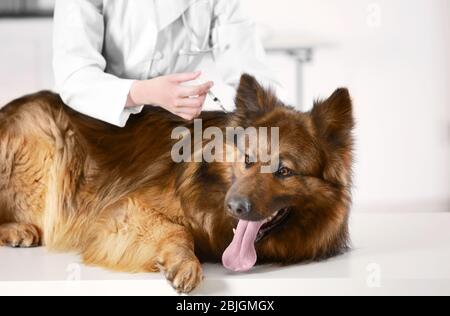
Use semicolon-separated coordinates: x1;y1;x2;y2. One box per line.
0;74;354;292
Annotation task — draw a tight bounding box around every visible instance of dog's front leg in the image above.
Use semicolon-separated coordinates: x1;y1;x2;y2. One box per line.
82;198;203;293
155;227;203;293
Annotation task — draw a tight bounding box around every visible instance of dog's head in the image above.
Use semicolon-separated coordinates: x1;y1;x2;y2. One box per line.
222;74;354;271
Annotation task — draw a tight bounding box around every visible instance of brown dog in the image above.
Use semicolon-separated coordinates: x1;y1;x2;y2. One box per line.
0;74;354;293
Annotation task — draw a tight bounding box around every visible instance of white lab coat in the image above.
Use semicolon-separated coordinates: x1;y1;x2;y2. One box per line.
53;0;277;127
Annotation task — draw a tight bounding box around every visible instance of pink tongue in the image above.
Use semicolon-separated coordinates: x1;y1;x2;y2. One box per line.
222;220;265;272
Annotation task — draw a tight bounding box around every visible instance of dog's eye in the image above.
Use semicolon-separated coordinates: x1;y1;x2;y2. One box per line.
276;166;293;178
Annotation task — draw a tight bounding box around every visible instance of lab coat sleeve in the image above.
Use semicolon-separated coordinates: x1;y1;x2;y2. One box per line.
53;0;143;127
212;0;281;92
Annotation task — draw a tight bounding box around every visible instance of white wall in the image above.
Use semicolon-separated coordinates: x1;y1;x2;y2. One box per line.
0;0;448;212
243;0;450;212
0;19;53;103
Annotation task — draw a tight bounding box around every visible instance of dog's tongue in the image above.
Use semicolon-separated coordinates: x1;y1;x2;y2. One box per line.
222;220;265;272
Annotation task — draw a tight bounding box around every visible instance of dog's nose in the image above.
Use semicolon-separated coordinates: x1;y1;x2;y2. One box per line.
227;197;252;217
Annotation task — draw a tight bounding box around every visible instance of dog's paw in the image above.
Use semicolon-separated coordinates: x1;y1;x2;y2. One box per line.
0;223;41;248
164;258;204;294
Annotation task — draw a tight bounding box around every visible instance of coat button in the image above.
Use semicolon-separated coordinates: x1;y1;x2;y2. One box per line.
153;51;164;60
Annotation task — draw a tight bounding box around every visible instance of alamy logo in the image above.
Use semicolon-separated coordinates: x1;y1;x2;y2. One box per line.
366;263;382;288
171;119;280;173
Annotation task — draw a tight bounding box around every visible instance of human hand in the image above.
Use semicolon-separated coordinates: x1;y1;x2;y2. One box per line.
127;71;213;120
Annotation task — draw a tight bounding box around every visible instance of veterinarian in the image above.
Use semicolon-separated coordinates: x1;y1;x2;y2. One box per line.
53;0;278;127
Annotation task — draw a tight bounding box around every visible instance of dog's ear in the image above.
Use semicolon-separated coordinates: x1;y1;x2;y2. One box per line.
311;88;354;185
311;88;354;150
233;74;280;125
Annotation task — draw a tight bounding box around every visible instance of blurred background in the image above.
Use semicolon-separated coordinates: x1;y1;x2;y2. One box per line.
0;0;449;213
